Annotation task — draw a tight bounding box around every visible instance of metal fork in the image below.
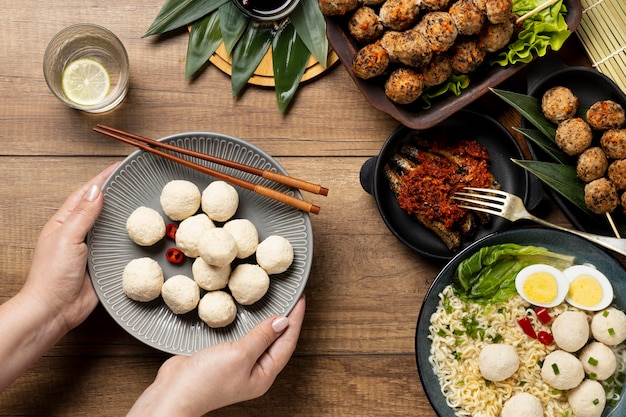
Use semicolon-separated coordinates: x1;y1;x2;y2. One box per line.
453;187;626;257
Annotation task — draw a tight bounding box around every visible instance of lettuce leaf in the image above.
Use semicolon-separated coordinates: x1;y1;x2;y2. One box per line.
419;74;470;109
453;243;575;305
493;0;570;65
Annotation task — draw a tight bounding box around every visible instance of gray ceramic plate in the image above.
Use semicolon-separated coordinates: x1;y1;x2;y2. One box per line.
416;227;626;417
87;132;313;355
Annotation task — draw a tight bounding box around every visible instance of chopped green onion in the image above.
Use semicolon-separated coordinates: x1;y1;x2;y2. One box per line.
552;363;560;375
588;357;599;366
437;329;446;337
593;398;599;405
603;310;610;317
589;372;597;380
608;328;616;336
455;339;463;346
491;334;503;343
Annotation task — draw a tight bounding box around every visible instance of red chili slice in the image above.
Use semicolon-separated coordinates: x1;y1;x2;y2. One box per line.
517;317;537;339
538;330;554;345
165;223;178;240
165;247;184;264
535;307;552;324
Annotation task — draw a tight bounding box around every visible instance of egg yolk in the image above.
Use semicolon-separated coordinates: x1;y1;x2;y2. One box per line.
568;275;603;307
522;272;558;303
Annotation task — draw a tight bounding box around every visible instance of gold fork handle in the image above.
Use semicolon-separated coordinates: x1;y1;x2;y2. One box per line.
523;213;626;257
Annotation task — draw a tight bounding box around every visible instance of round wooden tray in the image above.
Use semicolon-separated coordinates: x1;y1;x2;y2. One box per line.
209;43;339;87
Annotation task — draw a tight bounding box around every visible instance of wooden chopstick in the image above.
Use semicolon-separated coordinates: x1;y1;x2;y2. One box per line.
96;124;329;196
516;0;560;24
93;125;322;215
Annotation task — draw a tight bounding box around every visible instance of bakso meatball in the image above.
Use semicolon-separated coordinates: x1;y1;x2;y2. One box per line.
577;147;608;182
385;68;425;104
126;206;166;246
228;263;270;305
584;178;619;215
478;343;519;382
600;128;626;159
449;0;485;36
351;42;390;79
472;0;487;12
419;0;450;10
161;275;200;315
160;180;201;221
555;117;593;156
363;0;385;5
256;235;294;275
192;257;230;291
197;227;238;267
348;7;384;44
421;53;453;87
198;291;237;328
223;218;259;259
202;180;239;222
591;307;626;345
541;350;585;390
450;38;486;74
567;380;606;417
608;159;626;190
579;341;617;381
175;213;215;258
586;100;626;130
541;86;579;124
381;30;432;67
122;257;164;302
379;0;420;31
415;11;458;53
479;21;514;53
318;0;359;15
501;393;543;417
485;0;513;24
551;311;589;352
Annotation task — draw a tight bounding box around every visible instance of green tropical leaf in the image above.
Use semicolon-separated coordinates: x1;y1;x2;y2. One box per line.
290;0;328;68
491;88;556;139
514;127;572;164
144;0;228;37
186;12;222;79
512;159;592;215
231;22;273;97
219;2;249;54
273;22;310;112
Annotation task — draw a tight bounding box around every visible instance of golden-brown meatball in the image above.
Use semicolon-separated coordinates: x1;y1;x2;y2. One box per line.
555;117;593;156
600;128;626;159
384;67;425;104
449;0;485;36
586;100;626;130
607;159;626;190
319;0;359;15
419;0;450;10
348;7;384;44
479;21;514;53
621;191;626;214
577;147;608;183
379;0;420;31
381;29;433;67
585;177;620;214
421;53;453;86
450;38;486;74
351;42;390;79
542;86;578;124
415;11;458;53
485;0;513;24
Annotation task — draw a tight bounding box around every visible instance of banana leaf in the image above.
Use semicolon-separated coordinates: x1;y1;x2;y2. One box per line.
512;159;592;215
289;0;328;68
491;88;556;139
186;12;222;79
144;0;228;37
219;2;249;54
273;22;310;112
231;22;273;97
514;127;572;165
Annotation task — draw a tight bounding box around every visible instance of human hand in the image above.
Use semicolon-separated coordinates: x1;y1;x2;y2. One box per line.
128;296;306;417
21;163;119;334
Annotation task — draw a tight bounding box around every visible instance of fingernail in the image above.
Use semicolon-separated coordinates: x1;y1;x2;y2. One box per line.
85;184;100;202
272;316;289;333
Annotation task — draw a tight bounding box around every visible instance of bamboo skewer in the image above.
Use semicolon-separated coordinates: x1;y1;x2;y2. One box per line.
93;125;325;215
516;0;560;24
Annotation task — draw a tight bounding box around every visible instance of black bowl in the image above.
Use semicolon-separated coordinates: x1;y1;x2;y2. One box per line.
360;109;541;260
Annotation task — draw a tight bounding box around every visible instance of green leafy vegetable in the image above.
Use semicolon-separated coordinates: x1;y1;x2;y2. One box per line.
453;243;575;305
494;0;570;66
419;74;470;109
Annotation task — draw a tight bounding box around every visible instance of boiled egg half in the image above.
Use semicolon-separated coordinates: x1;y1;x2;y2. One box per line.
564;264;613;311
515;264;569;308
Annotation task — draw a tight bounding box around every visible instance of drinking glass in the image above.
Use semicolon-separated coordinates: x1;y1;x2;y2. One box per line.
43;24;129;113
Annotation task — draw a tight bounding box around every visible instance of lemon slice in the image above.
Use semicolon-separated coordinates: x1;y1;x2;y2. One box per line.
62;58;110;106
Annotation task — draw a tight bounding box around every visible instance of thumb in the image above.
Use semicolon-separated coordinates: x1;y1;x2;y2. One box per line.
240;315;290;359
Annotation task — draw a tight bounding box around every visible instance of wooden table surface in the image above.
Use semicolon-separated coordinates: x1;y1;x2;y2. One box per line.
1;1;624;416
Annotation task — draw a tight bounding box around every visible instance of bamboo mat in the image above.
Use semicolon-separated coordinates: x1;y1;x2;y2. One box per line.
576;0;626;93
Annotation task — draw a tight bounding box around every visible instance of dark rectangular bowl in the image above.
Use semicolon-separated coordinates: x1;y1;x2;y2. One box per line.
325;0;582;129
